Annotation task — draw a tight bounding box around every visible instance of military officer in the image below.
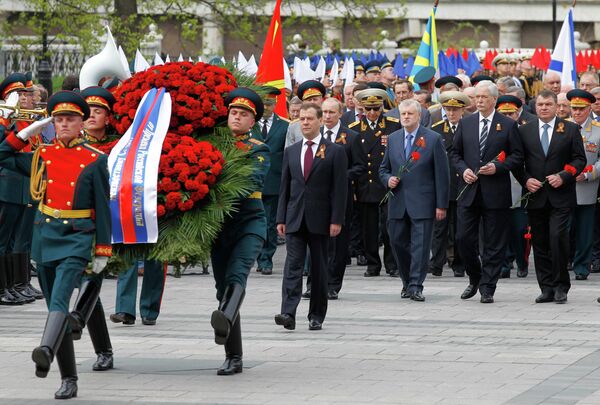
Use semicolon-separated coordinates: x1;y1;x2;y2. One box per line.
429;91;469;278
0;90;111;399
254;87;289;275
365;60;382;83
350;88;400;277
354;60;366;83
428;76;464;125
492;53;512;79
567;90;600;280
210;88;270;375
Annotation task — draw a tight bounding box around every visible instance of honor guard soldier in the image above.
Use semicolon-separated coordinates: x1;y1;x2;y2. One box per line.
351;88;400;277
210;88;270;375
492;53;512;79
429;91;470;277
0;90;112;399
0;73;44;305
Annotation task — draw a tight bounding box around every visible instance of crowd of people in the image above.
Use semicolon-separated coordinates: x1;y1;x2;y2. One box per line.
1;50;600;400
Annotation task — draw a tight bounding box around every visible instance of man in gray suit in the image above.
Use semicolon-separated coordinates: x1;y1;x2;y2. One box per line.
380;99;450;301
385;79;431;128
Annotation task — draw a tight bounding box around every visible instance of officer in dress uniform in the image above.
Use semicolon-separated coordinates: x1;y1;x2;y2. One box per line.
0;90;111;399
210;88;270;375
350;88;400;277
429;91;469;277
66;86;115;372
0;73;45;305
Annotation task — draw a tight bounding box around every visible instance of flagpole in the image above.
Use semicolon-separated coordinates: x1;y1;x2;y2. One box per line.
552;0;557;46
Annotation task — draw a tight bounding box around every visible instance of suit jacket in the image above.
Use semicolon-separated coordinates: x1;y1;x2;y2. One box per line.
284;120;302;148
385;105;431;128
513;117;586;209
518;110;537;126
379;126;449;219
431;119;461;200
340;109;359;128
350;115;401;203
450;111;523;209
253;114;289;195
276;137;348;235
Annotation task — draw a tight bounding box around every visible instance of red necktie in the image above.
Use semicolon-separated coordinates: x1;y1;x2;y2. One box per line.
304;140;314;181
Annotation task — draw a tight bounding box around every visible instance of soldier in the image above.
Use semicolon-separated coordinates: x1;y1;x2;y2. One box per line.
429;91;469;278
566;90;600;281
210;88;270;375
255;88;289;275
0;90;111;399
351;88;400;277
365;60;382;83
428;76;464;125
492;54;511;79
354;60;366;83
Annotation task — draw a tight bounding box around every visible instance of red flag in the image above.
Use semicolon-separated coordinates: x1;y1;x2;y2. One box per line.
576;51;585;73
462;48;469;62
593;50;600;69
256;0;287;118
530;48;543;69
483;50;494;70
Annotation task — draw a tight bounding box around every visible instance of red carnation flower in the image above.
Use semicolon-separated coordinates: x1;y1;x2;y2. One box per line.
411;151;420;161
564;164;577;176
584;165;594;173
497;151;506;162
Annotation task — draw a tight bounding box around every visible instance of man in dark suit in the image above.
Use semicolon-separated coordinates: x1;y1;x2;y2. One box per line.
275;103;347;331
514;89;586;304
340;83;367;128
320;98;366;299
380;99;449;301
450;80;523;304
254;88;289;275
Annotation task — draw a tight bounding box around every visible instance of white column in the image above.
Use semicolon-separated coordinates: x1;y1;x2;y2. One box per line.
492;20;523;49
202;17;224;56
406;19;425;39
322;17;343;47
594;22;600;44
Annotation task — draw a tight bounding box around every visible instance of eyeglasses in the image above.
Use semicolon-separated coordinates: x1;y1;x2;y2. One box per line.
364;106;382;112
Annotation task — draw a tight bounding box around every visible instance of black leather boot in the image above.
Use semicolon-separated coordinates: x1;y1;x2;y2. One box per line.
54;332;78;399
211;284;245;345
217;316;243;375
5;254;30;304
0;255;23;305
32;311;68;378
87;299;114;371
11;253;36;303
18;252;43;299
69;276;102;340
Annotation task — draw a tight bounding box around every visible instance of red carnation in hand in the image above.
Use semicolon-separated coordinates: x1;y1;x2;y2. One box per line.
411;151;421;161
564;164;577;176
584;165;594;173
497;150;506;162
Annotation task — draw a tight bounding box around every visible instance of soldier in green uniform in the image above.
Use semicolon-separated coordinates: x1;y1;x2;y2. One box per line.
254;88;289;275
0;90;112;399
210;87;270;375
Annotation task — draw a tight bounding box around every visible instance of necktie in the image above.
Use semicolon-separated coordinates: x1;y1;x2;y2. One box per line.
325;130;333;142
261;120;268;138
541;123;550;156
304;140;314;181
451;124;456;133
370;121;376;130
479;118;489;158
405;134;413;160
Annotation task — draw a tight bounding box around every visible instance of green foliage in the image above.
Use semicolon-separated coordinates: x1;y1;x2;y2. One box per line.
438;21;491;50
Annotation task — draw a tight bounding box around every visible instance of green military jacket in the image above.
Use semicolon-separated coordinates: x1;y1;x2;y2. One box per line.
0;119;35;205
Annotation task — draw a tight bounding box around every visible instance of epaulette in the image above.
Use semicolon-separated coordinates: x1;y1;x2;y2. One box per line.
279;116;291;123
428;103;441;112
348;121;360;128
248;138;264;145
431;120;445;128
83;143;106;155
592;121;600;128
385;116;399;123
565;117;575;123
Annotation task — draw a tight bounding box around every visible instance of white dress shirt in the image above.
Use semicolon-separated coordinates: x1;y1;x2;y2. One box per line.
300;134;322;175
261;114;274;134
539;117;556;144
479;111;495;137
323;121;341;143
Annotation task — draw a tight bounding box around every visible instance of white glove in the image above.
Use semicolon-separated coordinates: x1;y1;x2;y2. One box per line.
0;92;18;119
92;256;109;274
16;116;53;141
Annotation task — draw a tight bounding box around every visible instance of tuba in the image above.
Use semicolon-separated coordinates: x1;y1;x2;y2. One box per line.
79;26;131;90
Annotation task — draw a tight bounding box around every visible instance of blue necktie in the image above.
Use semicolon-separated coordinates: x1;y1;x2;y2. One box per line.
405;133;413;160
541;124;550;156
595;116;600;122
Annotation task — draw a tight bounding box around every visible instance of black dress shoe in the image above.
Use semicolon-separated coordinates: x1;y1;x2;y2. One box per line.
453;269;465;277
461;284;479;300
261;268;273;275
430;268;442;276
109;312;135;325
327;290;338;300
308;319;322;330
93;352;113;371
500;271;510;279
535;293;554;303
256;267;264;273
575;274;588;280
356;255;368;266
480;295;494;304
410;291;425;301
54;377;78;399
274;314;295;330
388;269;401;278
301;289;311;299
363;270;380;277
217;355;243;375
517;268;528;278
591;263;600;273
554;291;568;304
401;288;410;299
142;317;156;325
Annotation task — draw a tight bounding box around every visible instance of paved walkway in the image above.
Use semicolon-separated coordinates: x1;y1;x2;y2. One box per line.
2;247;600;404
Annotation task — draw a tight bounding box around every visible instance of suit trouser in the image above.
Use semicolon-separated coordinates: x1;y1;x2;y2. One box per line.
456;204;510;296
528;205;571;294
388;215;434;293
281;221;328;322
211;233;263;300
572;204;595;277
348;204;364;256
115;260;166;320
591;201;600;265
358;202;395;273
328;198;352;292
37;257;88;314
256;195;279;270
430;201;462;272
502;207;529;272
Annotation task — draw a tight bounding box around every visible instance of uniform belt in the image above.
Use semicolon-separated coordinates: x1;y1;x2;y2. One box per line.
248;191;262;199
39;203;92;219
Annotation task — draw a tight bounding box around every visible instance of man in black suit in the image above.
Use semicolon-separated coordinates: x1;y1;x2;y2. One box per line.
514;89;586;304
320;98;366;299
340;83;368;128
450;80;523;304
275;103;348;331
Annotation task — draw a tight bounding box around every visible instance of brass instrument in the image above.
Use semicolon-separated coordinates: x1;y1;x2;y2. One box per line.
0;103;48;122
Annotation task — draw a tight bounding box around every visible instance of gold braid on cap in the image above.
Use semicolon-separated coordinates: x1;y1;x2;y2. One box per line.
29;148;46;202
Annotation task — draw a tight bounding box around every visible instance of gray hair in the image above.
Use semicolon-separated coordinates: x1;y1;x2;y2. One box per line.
506;86;526;100
290;96;302;105
497;76;516;88
456;73;471;87
399;99;422;115
580;71;599;85
475;80;499;97
590;86;600;96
